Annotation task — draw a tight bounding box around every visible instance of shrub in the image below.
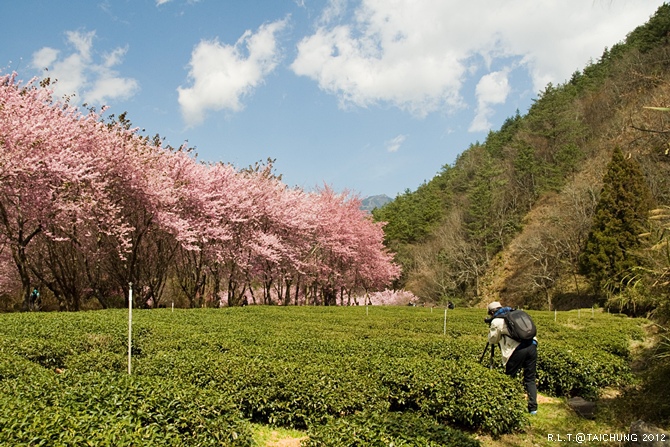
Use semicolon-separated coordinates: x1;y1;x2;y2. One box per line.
305;410;480;447
537;343;630;400
0;371;254;446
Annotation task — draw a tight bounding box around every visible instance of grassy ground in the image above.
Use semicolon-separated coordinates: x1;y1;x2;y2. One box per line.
476;392;624;447
252;425;306;447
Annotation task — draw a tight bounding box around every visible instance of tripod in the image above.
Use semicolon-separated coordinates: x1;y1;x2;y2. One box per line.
479;342;497;369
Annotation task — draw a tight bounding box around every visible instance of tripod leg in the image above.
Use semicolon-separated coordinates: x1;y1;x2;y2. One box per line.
489;344;496;369
479;343;489;364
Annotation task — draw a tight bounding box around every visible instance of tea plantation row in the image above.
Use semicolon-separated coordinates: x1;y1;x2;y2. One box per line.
0;306;645;446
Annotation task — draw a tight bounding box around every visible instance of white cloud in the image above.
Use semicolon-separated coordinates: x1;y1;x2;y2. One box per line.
319;0;348;24
293;0;663;120
32;47;59;70
103;46;128;68
470;70;511;133
86;73;139;105
30;30;139;105
385;134;406;153
65;30;94;60
155;0;201;8
178;19;288;126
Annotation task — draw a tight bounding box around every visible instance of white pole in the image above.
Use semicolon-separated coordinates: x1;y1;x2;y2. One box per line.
172;301;174;312
554;309;557;322
443;308;447;335
128;282;133;375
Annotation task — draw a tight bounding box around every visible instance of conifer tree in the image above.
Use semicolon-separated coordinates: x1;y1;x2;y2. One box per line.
579;148;652;296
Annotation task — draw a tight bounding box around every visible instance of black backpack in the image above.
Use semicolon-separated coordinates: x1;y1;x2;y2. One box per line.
503;309;537;341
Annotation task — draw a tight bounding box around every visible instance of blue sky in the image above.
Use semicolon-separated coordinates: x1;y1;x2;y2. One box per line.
1;0;666;198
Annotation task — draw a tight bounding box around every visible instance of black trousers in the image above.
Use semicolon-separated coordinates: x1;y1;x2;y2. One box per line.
505;340;538;412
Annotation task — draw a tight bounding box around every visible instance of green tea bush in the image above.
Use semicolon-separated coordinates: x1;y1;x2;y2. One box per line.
537;342;631;400
7;337;72;370
374;357;527;435
64;350;127;373
0;306;647;443
305;410;480;447
0;370;254;446
0;352;51;381
214;356;389;428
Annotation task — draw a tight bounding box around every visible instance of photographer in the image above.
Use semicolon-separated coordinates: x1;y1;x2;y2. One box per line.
486;301;538;415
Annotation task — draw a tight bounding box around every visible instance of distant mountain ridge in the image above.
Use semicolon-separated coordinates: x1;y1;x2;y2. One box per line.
360;194;392;211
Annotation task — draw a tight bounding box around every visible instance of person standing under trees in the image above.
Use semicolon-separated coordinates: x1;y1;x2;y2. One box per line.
29;288;41;311
486;301;538;415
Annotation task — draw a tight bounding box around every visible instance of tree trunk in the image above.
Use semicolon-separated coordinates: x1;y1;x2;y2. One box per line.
293;276;301;306
13;226;41;311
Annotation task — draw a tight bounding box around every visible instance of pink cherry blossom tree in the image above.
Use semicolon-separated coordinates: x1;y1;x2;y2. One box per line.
0;74;133;310
293;186;400;306
0;73;401;310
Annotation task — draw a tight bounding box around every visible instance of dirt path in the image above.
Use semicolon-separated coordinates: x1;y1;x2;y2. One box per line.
264;431;308;447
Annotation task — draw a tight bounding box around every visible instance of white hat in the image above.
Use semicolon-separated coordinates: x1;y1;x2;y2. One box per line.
487;301;502;313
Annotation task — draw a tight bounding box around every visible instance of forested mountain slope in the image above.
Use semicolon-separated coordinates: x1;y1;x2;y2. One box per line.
374;3;670;315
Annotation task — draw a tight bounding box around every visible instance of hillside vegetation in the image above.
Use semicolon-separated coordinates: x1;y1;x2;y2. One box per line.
374;4;670;317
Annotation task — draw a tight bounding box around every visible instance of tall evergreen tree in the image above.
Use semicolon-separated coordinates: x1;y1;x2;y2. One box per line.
579;148;653;296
